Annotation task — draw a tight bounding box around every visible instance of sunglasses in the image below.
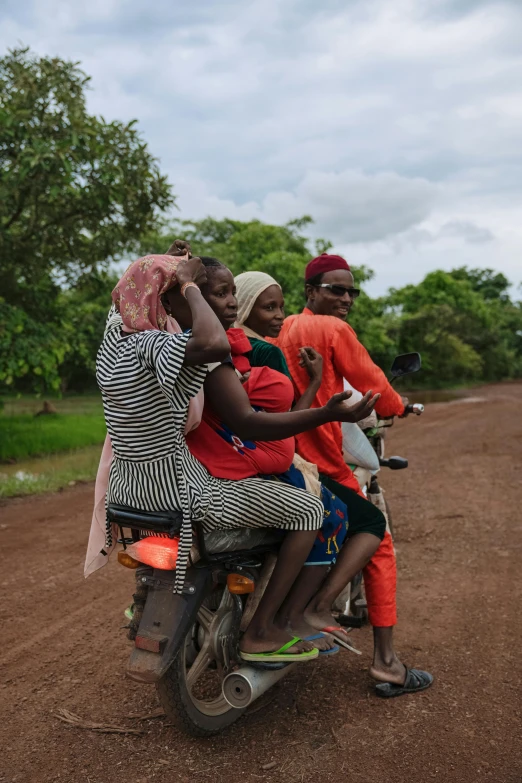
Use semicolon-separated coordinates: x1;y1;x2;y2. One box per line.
315;283;360;299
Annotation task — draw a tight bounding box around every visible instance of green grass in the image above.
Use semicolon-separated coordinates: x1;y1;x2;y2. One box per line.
0;444;103;499
0;394;106;497
0;413;106;461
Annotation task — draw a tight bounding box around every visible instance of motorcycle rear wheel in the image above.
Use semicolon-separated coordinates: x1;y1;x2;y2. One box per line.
156;589;245;737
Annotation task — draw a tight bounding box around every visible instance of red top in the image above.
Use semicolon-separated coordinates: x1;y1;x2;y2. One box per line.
186;351;295;480
273;307;404;493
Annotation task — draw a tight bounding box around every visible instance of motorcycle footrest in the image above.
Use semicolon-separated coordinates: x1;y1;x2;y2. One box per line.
337;614;365;628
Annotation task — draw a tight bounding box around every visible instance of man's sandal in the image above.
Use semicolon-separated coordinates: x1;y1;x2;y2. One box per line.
375;668;433;698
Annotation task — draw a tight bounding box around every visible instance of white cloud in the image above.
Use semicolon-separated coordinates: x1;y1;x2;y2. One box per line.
174;168;438;244
1;0;522;292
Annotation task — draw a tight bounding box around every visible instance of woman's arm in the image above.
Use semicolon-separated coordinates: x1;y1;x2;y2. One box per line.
204;363;379;442
176;258;230;366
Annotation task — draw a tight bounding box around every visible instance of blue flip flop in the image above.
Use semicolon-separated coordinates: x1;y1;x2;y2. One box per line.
304;633;339;656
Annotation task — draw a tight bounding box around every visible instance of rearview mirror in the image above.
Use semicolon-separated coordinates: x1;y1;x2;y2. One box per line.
390;352;421;378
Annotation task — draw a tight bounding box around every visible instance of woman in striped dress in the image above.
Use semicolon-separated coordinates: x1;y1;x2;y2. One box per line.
96;247;379;663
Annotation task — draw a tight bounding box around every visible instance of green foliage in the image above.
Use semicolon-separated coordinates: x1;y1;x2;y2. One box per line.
0;412;106;461
385;270;522;386
0;47;173;307
58;270;120;391
0;300;68;391
0;46;173;393
449;267;511;302
396;304;484;385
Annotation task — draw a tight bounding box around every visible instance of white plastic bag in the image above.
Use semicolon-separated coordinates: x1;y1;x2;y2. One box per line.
342;380;379;471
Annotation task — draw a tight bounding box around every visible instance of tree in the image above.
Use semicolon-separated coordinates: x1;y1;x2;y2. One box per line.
0;47;173;393
0;301;68;392
58;270;120;392
386;270;522;386
449;267;511;303
0;47;173;316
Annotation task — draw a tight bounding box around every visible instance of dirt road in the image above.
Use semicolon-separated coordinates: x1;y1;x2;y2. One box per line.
1;383;521;783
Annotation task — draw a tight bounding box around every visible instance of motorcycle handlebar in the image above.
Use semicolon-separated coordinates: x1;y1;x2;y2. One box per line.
404;403;424;416
378;403;424;424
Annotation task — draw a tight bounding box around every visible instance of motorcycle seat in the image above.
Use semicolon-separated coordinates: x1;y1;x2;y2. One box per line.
107;505;283;554
107;503;182;537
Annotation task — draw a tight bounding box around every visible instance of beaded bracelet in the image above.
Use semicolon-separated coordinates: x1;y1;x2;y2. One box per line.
180;281;199;298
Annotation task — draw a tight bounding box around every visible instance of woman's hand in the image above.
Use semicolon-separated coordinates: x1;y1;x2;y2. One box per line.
177;256;207;288
166;239;192;257
299;347;323;384
325;390;381;423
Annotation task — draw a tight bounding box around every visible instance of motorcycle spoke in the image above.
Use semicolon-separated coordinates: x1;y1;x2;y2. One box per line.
218;589;234;612
197;604;214;633
186;638;213;690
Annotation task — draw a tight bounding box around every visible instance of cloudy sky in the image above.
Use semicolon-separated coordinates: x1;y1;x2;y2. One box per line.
2;0;522;295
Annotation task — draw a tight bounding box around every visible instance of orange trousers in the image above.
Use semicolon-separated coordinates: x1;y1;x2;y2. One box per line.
362;530;397;628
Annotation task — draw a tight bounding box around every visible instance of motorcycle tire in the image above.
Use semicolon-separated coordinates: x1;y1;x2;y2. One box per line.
156;589;245;737
156;647;244;737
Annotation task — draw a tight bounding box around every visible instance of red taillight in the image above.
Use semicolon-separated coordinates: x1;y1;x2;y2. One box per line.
126;536;179;570
135;634;167;653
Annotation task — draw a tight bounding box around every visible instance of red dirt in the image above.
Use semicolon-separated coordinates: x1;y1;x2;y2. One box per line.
1;382;521;783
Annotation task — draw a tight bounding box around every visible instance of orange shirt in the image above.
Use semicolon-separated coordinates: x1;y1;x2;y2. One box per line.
273;307;405;493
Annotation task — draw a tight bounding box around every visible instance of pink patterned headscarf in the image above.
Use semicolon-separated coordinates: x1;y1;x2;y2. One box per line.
112;254;182;332
85;251;204;578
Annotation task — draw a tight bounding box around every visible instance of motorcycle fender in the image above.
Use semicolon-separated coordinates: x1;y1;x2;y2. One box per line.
126;565;212;684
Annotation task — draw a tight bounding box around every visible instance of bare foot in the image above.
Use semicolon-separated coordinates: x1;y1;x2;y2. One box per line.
303;606;357;649
240;624;315;655
370;655;407;685
303;606;337;630
275;615;337;651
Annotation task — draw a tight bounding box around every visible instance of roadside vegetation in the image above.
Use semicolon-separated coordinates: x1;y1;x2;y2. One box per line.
0;396;105;499
0;411;105;462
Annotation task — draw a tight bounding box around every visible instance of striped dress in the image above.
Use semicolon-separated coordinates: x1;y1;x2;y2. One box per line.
96;311;323;593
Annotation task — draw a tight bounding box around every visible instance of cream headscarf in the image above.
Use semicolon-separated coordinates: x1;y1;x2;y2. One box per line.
234;271;281;338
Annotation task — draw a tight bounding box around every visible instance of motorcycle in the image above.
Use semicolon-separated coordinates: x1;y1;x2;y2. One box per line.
112;353;423;737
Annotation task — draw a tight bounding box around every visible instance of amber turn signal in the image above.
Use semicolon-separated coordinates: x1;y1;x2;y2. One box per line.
118;551;141;569
227;573;255;594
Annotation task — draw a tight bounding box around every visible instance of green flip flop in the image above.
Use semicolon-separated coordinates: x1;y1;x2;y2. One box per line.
239;636;319;663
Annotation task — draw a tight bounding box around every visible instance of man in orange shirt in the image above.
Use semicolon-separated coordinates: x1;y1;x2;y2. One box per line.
275;253;433;697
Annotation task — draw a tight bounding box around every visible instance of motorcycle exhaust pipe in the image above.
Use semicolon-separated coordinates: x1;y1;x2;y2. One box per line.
222;663;295;709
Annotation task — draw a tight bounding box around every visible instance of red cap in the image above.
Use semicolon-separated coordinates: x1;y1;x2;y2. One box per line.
305;253;350;281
